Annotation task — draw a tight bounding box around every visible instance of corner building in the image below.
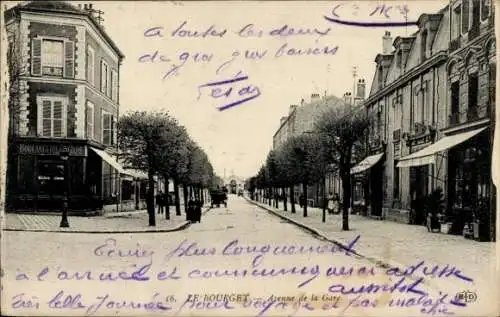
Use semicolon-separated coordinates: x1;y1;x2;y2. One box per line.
4;1;140;213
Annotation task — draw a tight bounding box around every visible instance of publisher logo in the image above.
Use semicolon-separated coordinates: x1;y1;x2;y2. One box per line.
455;290;477;303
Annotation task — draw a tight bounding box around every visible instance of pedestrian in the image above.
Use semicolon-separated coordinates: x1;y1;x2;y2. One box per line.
299;194;304;208
332;193;340;214
156;191;164;214
327;192;335;214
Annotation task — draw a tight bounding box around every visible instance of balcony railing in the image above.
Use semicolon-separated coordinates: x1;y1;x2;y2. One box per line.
449;112;461;126
393;129;401;141
468;24;480;41
467;107;479;121
412;122;427;136
449;38;460;52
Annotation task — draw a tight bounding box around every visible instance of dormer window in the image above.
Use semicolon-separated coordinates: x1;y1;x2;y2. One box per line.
378;65;384;86
420;30;428;62
396;50;403;69
462;0;470;34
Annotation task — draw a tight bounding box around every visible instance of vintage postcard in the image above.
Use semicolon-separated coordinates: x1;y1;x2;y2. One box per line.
0;0;499;316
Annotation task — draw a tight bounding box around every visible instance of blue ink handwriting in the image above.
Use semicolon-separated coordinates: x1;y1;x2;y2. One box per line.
93;238;154;263
197;71;261;111
237;24;331;38
325;2;416;27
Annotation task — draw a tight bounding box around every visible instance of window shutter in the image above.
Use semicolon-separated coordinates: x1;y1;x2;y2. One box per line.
42;100;52;136
100;61;105;93
86;102;94;139
31;38;42;76
87;47;94;85
103;113;111;145
107;67;112;97
112;70;118;101
53;101;64;137
63;41;75;78
112;116;117;145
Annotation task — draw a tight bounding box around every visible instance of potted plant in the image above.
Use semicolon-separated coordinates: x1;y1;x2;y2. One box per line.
425;187;445;233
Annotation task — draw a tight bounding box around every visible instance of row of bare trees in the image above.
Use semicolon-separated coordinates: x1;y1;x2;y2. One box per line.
246;104;371;231
118;111;222;226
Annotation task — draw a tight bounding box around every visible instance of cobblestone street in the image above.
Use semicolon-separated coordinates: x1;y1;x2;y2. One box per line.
2;206;210;233
248;198;497;294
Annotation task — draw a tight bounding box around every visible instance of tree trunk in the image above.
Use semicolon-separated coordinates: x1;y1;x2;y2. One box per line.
322;176;327;223
189;186;193;200
290;186;295;213
173;178;181;216
268;187;272;206
183;185;189;216
200;186;204;204
316;181;320;208
164;177;170;220
147;168;156;226
303;182;308;217
341;166;351;231
283;187;287;211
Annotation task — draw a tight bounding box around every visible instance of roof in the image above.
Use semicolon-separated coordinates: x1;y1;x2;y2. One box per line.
5;1;125;59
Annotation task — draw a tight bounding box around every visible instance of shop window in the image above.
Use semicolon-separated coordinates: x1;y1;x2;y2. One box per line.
37;95;67;138
37;161;65;195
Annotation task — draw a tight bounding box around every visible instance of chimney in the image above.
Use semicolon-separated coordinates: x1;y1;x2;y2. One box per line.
289;105;297;114
280;116;288;126
356;79;366;100
382;31;393;54
311;93;320;102
343;92;352;105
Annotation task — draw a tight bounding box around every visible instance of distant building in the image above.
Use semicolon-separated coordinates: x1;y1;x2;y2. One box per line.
4;1;146;214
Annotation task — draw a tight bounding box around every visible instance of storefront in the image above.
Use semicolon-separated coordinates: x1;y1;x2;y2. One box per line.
350;152;384;217
7;138;147;214
397;125;493;239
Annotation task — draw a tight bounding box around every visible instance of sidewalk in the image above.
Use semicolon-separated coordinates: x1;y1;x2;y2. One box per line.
2;206;211;233
248;198;496;282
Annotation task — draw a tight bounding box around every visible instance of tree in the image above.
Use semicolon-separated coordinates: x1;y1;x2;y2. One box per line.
118;111;182;226
280;134;324;217
314;105;371;230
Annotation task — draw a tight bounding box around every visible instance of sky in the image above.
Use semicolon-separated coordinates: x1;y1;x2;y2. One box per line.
3;0;448;179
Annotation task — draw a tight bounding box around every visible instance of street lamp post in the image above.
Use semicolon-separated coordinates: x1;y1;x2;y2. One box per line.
59;150;70;228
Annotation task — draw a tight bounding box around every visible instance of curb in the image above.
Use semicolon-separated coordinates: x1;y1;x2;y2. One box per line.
2;207;212;234
246;197;463;294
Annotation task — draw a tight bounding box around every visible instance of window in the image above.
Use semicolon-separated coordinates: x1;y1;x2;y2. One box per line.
450;81;460;125
489;65;496;112
420;30;427;62
86;101;94;139
451;5;461;39
470;0;480;38
468;73;478;120
100;60;109;95
378;66;384;87
396;50;403;69
462;0;470;34
102;111;113;145
87;46;95;85
37;96;67;137
111;69;118;102
393;165;400;199
481;0;490;21
31;38;74;78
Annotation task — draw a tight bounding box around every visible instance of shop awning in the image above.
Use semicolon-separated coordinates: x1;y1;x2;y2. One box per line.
90;148;138;178
123;169;148;180
397;126;488;168
350;153;384;175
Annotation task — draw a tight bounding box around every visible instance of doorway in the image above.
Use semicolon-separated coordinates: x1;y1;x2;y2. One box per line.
410;165;429;225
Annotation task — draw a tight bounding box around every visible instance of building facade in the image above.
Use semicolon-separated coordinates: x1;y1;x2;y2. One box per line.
352;0;496;241
4;1;144;214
